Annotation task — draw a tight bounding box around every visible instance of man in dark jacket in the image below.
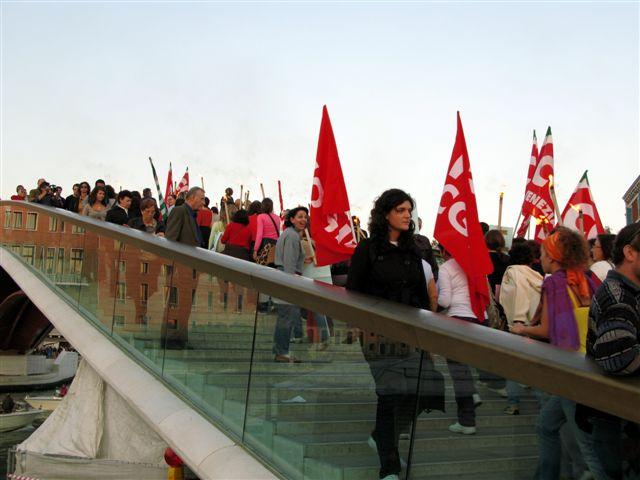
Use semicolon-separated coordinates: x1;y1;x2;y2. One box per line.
165;187;205;247
105;190;132;225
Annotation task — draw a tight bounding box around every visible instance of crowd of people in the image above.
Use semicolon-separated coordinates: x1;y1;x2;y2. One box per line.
8;179;639;480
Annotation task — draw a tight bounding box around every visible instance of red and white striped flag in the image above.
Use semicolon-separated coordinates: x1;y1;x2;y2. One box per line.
516;130;539;238
165;162;173;200
177;168;189;195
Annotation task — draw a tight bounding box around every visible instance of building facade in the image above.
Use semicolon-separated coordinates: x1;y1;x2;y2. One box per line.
623;175;640;224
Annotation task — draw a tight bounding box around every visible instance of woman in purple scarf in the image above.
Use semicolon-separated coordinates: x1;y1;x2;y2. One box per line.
512;227;606;479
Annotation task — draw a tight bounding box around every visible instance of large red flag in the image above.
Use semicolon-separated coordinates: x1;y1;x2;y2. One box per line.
309;106;356;267
177;168;189;195
434;112;493;321
516;131;539;238
560;171;605;239
521;127;556;229
165;162;173;200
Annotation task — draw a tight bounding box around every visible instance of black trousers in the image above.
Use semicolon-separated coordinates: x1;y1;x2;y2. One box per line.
372;393;418;478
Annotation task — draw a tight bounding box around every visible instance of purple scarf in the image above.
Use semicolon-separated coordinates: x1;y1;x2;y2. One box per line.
543;270;597;350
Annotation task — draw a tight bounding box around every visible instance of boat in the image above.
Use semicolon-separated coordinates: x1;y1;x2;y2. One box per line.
0;351;78;392
24;395;62;413
0;409;45;433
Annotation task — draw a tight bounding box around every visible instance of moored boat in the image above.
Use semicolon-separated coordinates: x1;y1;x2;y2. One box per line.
0;409;44;433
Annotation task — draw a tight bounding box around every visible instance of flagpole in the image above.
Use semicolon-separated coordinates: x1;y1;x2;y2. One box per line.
201;176;205;190
578;208;585;236
240;185;243;204
497;192;504;230
549;176;562;226
260;183;266;199
513;211;522;235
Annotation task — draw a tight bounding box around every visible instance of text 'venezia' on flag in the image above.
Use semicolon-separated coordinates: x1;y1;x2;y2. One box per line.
309;105;356;267
516;130;539;238
434;112;493;321
560;171;605;239
521;127;555;230
177;168;189;195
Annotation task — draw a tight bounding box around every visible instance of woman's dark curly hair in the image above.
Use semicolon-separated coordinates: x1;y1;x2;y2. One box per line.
284;206;308;228
232;209;249;226
88;186;108;206
368;189;415;249
508;241;533;266
553;226;590;270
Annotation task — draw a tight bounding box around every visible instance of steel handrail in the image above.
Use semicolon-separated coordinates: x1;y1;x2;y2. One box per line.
1;200;638;422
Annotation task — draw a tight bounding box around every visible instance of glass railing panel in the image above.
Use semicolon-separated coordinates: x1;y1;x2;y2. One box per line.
242;292;420;480
107;244;172;376
55;217;86;308
157;254;259;439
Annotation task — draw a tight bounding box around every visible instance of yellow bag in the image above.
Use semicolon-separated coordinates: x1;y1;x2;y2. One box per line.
567;288;589;354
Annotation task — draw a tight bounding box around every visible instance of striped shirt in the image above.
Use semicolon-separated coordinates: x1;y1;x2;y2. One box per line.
586;269;640;376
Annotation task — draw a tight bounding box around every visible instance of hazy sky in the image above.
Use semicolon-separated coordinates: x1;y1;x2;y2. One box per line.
1;2;638;236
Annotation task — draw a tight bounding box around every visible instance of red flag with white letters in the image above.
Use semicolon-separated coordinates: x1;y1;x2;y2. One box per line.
310;106;356;267
521;127;556;229
516;131;539;238
434;112;493;321
165;162;173;200
560;171;605;239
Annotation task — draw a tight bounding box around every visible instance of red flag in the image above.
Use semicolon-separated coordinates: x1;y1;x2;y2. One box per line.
177;168;189;195
309;106;356;267
165;162;173;200
516;131;539;238
521;127;556;228
434;112;493;321
560;171;605;239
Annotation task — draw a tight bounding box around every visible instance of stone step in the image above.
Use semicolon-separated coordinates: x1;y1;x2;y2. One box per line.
302;449;538;479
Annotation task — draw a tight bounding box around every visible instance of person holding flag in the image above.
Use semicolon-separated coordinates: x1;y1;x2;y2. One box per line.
560;171;605;240
434;112;494;435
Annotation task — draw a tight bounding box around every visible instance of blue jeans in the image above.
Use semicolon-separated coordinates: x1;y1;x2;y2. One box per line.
506;379;521;406
273;304;300;355
537;395;608;480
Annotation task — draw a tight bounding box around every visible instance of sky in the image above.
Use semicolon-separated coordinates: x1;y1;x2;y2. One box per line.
1;1;638;236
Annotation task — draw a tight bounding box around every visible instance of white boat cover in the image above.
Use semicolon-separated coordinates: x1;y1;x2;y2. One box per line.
17;359;167;466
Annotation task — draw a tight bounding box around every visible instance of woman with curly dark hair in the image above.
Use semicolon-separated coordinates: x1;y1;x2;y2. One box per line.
347;189;443;480
511;226;605;479
81;186;108;221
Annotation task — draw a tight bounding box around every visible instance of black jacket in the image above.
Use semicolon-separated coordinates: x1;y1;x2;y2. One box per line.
105;205;130;225
127;217;165;235
346;238;429;310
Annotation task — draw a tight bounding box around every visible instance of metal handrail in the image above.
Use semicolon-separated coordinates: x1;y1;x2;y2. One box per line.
1;200;639;422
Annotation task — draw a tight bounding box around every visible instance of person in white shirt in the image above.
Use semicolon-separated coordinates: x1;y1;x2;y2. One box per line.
499;241;543;415
589;233;616;282
437;247;482;435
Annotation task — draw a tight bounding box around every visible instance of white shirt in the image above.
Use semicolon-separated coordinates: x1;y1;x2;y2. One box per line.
421;260;434;285
437;258;477;319
591;260;613;282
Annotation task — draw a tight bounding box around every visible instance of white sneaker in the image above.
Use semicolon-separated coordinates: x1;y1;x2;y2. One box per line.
448;422;476;435
488;386;508;398
472;393;483;407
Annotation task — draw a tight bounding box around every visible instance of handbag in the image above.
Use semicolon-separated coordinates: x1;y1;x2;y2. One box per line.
486;280;508;331
256;214;280;266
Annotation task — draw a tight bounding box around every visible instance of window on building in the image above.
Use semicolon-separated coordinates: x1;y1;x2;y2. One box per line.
191;289;197;311
162;264;173;276
4;210;12;229
70;249;84;275
113;315;125;327
46;248;56;273
48;216;58;232
192;269;197;279
207;291;213;312
140;262;149;274
21;245;35;265
140;284;149;305
72;225;85;234
164;286;178;307
118;260;126;273
57;248;65;274
12;245;21;254
13;212;23;229
116;282;126;302
26;213;38;230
